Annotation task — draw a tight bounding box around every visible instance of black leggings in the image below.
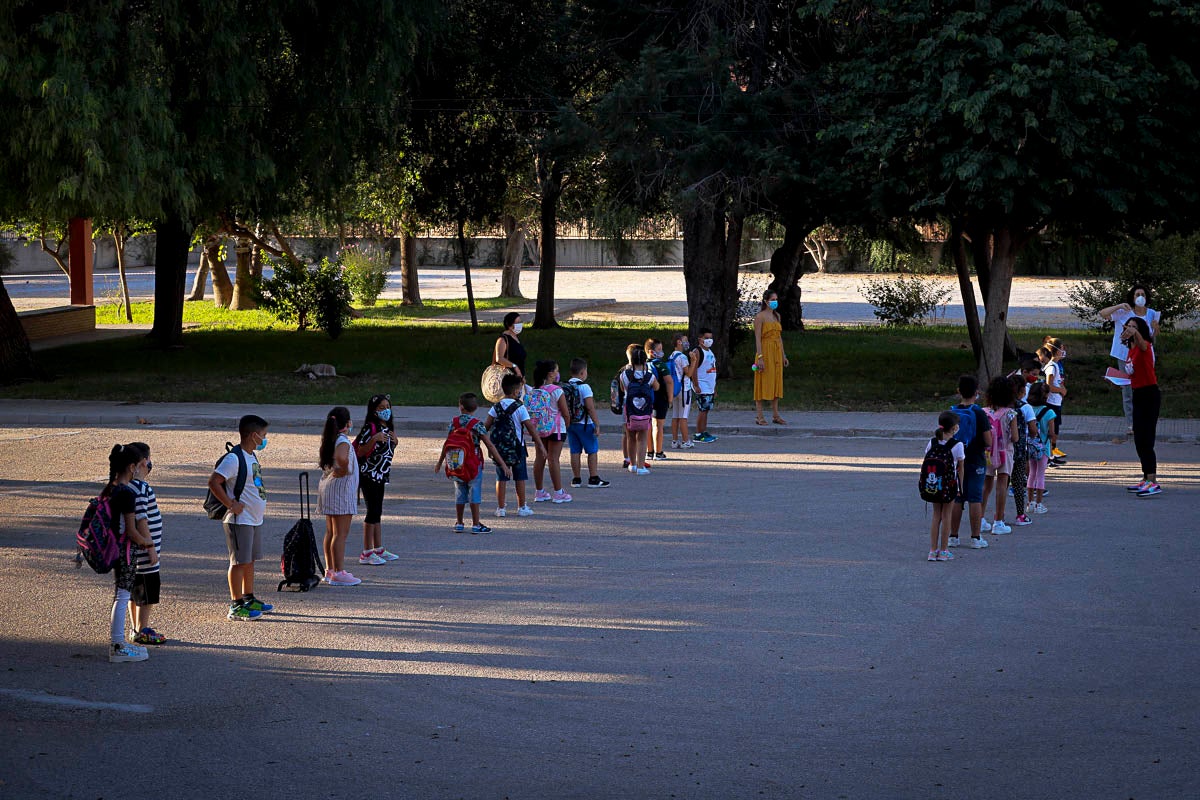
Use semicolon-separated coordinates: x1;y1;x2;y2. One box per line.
360;478;387;525
1010;443;1028;517
1132;385;1161;477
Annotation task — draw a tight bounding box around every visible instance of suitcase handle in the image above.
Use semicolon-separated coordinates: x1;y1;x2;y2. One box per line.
298;471;311;520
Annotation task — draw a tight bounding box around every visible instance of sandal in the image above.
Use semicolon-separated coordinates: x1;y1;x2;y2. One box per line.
133;627;166;645
772;416;787;425
755;416;768;426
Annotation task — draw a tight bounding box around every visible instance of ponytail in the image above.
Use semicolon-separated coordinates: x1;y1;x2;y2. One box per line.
102;443;140;497
319;406;351;469
935;410;959;442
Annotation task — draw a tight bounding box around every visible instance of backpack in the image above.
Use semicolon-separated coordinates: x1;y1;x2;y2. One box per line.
986;407;1013;467
203;443;247;520
919;438;959;504
278;472;324;592
1012;399;1030;457
623;368;655;432
561;380;586;425
490;401;524;465
75;494;129;574
609;371;625;415
1029;406;1053;460
668;351;689;398
950;404;978;449
526;386;560;438
441;418;483;482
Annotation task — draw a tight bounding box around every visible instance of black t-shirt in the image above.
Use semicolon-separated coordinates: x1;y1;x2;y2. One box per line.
501;333;526;376
954;403;990;465
108;483;136;534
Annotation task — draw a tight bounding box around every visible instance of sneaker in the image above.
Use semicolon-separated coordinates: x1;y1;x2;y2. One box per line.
570;477;582;488
1049;456;1067;467
534;489;552;503
1033;502;1049;514
328;570;362;586
701;433;718;443
242;595;274;614
928;550;938;562
980;518;992;532
1008;486;1014;496
1126;481;1148;493
635;467;651;475
622;458;632;468
1013;514;1032;527
322;568;334;583
110;642;148;662
693;432;705;442
452;523;466;533
655;452;667;460
971;537;989;549
671;441;682;450
1137;482;1163;498
991;520;1012;535
227;602;262;621
552;489;573;504
471;524;492;534
938;550;955;561
132;627;165;645
376;549;400;561
681;440;695;449
359;551;388;565
495;506;507;517
948;536;960;548
1052;447;1066;458
587;476;611;488
517;505;534;517
628;464;637;473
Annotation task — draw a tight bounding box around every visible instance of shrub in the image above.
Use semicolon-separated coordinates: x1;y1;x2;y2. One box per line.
256;255;353;338
1064;233;1200;331
729;272;771;353
859;274;950;326
340;245;389;307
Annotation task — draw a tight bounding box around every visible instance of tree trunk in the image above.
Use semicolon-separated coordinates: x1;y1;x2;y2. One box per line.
682;191;738;379
208;237;234;308
39;231;70;281
148;214;192;348
951;221;984;364
499;213;526;299
250;223;264;280
400;226;421;306
114;230;133;323
0;275;39;383
978;227;1024;383
187;249;210;301
532;160;563;329
768;219;809;331
231;236;257;310
458;218;478;334
968;221;1021;362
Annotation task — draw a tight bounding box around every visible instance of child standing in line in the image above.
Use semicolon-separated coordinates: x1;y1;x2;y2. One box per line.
980;377;1019;535
487;373;548;517
207;415;273;620
646;339;671;460
435;392;510;532
621;346;660;475
924;411;965;562
667;332;694;450
564;358;611;489
948;375;993;549
1038;341;1067;462
1026;382;1057;514
529;360;573;504
318;406;362;587
127;442;165;646
691;328;719;443
354;394;399;566
618;343;639;470
1007;373;1037;527
103;444;157;662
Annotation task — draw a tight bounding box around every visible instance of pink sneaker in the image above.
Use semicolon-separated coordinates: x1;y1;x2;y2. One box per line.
534;489;552;503
1014;514;1032;526
328;570;362;586
552;489;573;504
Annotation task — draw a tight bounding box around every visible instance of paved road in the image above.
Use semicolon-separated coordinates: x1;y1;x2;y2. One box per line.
0;417;1196;799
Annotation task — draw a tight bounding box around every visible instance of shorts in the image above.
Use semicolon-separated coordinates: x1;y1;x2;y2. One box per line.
696;393;715;412
986;448;1015;477
496;456;529;482
224;523;263;566
453;469;484;504
669;389;692;420
567;422;599;455
131;571;161;605
360;477;386;525
957;462;985;504
540;432;566;443
653;391;669;420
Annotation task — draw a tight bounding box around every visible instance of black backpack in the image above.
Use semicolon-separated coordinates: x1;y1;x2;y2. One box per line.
919;437;959;503
562;380;586;425
490;401;524;465
203;443;247;520
278;472;324;592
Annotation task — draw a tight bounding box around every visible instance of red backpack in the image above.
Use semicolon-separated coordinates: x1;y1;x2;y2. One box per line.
442;418;483;482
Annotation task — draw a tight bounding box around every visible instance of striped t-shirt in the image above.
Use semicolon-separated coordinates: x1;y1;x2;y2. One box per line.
131;479;162;575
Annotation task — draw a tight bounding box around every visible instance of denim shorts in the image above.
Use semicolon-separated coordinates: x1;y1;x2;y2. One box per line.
958;462;986;504
567;422;599;455
496;457;529;482
453;469;484;504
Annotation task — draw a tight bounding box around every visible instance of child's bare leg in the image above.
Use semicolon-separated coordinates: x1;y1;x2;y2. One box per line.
455;503;465;525
533;448;547;491
587;451;599;478
469;502;481;525
548;440;564;491
496;480;507;509
982;475;995;520
930;504;943;552
994;474;1009;521
570;451;582;480
514;480;527;507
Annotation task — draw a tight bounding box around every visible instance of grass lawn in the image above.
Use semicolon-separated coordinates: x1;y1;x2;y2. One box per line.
10;308;1200;416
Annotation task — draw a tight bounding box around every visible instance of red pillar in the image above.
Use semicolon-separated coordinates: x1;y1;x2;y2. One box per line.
68;217;94;306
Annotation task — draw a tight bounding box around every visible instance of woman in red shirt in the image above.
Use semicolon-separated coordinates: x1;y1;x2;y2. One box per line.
1122;316;1162;497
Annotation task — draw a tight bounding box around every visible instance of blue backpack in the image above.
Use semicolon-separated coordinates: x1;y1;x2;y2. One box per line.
950;404;978;448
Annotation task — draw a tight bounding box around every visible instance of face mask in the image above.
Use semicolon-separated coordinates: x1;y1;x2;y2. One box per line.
702;338;714;347
681;341;690;351
767;300;779;310
377;408;392;422
1134;295;1147;308
512;323;524;334
1025;375;1038;384
256;435;268;451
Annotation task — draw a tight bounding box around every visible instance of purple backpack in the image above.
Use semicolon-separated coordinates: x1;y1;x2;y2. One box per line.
75;496;129;574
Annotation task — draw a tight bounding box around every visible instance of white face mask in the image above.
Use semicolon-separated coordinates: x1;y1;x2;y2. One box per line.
702;338;714;347
1134;295;1147;308
512;322;524;334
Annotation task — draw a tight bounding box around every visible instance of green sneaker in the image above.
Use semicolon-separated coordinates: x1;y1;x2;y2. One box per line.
242;595;274;614
227;602;262;621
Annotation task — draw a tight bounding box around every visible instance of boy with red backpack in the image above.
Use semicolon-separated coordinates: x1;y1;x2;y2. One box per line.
435;393;510;533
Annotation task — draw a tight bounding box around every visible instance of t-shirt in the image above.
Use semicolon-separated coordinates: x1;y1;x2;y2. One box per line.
108;483;136;538
924;437;965;464
567;378;595;425
355;422;395;484
488;398;531;446
953;403;990;466
1032;405;1057;450
130;479;162;575
1043;361;1064;408
1110;308;1161;360
1016;401;1036;445
214;448;266;527
694;348;717;394
1127;344;1158;389
667;351;693;396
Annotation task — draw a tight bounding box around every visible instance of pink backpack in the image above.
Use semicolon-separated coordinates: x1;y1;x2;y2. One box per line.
986;408;1012;467
526;386;560;438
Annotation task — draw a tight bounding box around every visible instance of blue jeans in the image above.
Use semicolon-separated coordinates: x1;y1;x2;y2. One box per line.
453;469;484;504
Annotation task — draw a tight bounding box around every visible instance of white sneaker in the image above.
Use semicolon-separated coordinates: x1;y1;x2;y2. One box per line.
948;536;960;548
517;505;534;516
681;440;695;449
991;520;1011;535
1033;502;1049;514
671;440;682;449
980;518;992;532
109;642;148;663
328;570;362;586
358;551;387;566
971;537;989;549
495;506;507;517
635;467;651;475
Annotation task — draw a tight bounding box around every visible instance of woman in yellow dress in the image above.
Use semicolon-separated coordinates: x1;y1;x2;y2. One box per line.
753;290;789;425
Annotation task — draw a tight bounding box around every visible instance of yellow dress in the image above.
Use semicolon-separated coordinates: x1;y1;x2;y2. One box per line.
754;319;784;401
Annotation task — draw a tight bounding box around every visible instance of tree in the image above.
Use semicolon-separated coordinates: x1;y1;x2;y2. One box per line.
94;218;152;322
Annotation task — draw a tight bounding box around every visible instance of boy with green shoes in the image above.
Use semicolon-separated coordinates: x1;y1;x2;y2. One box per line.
692;328;719;443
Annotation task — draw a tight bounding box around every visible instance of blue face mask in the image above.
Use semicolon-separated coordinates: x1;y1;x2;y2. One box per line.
768;300;779;310
256;435;268;451
377;408;392;422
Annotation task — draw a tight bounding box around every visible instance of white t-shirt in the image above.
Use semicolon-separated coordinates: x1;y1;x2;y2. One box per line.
214;448;266;527
667;351;693;394
1019;402;1036;437
489;398;531;446
1109;307;1160;360
695;348;717;394
925;437;965;463
567;378;594;424
1043;361;1064;408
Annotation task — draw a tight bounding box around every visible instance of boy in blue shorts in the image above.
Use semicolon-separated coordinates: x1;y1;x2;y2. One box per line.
435;392;509;533
485;373;547;517
564;358;611;488
948;375;993;549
